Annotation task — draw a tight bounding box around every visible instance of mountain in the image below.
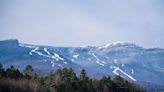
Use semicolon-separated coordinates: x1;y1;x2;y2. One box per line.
0;39;164;89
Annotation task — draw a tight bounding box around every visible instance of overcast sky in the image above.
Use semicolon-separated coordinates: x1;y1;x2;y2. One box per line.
0;0;164;48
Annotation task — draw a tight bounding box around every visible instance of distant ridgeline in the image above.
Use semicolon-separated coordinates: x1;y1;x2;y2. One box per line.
0;63;145;92
0;39;164;91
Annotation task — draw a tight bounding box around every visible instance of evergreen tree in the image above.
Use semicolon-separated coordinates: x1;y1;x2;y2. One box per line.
45;71;55;88
100;76;112;87
10;65;14;71
23;65;33;76
55;68;62;78
38;76;44;85
62;68;69;81
70;72;77;82
31;73;39;83
58;79;73;92
15;69;23;80
0;63;5;78
80;69;86;80
113;74;125;87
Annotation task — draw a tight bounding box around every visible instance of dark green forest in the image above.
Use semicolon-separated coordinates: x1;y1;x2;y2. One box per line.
0;63;145;92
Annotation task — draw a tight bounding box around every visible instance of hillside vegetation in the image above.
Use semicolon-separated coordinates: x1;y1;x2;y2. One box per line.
0;63;145;92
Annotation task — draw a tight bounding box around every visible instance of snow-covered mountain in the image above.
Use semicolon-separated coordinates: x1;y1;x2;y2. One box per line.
0;39;164;86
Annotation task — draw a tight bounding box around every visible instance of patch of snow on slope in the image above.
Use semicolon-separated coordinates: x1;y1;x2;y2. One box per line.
89;58;91;60
110;65;136;81
58;64;62;67
72;59;74;62
29;47;39;55
52;56;59;61
28;46;64;62
44;48;50;55
92;54;105;66
51;61;55;67
122;64;124;67
29;52;32;55
73;54;79;58
131;69;134;74
101;61;106;64
54;53;64;60
37;52;43;55
105;56;109;59
64;62;68;64
114;59;117;63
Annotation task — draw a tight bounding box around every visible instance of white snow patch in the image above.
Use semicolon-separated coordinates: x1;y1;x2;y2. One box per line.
131;69;134;74
44;59;47;62
110;65;136;81
72;59;74;62
51;61;55;67
36;52;43;55
73;54;79;58
122;64;124;67
29;52;32;55
105;56;109;59
98;41;134;49
52;63;55;67
44;48;50;55
89;58;91;60
114;59;117;63
101;61;106;64
64;62;68;64
28;47;65;62
31;47;39;52
54;53;64;60
58;64;62;67
19;44;35;48
110;66;113;69
92;53;105;66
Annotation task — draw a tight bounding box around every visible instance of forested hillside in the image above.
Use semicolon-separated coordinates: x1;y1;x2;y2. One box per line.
0;63;145;92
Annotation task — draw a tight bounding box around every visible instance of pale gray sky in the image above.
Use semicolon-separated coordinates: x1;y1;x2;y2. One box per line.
0;0;164;48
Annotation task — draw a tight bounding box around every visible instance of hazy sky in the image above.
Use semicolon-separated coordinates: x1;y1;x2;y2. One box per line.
0;0;164;48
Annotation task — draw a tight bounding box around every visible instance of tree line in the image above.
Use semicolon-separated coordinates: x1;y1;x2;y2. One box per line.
0;63;145;92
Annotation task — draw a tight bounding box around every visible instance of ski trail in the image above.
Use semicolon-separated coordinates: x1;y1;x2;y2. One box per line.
110;65;136;81
92;53;105;66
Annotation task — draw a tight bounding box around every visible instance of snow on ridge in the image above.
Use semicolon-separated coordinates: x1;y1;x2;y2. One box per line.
110;65;136;81
98;41;134;49
81;45;89;48
19;44;35;48
73;54;79;58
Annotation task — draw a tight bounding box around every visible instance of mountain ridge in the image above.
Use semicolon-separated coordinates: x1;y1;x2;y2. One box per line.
0;39;164;89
